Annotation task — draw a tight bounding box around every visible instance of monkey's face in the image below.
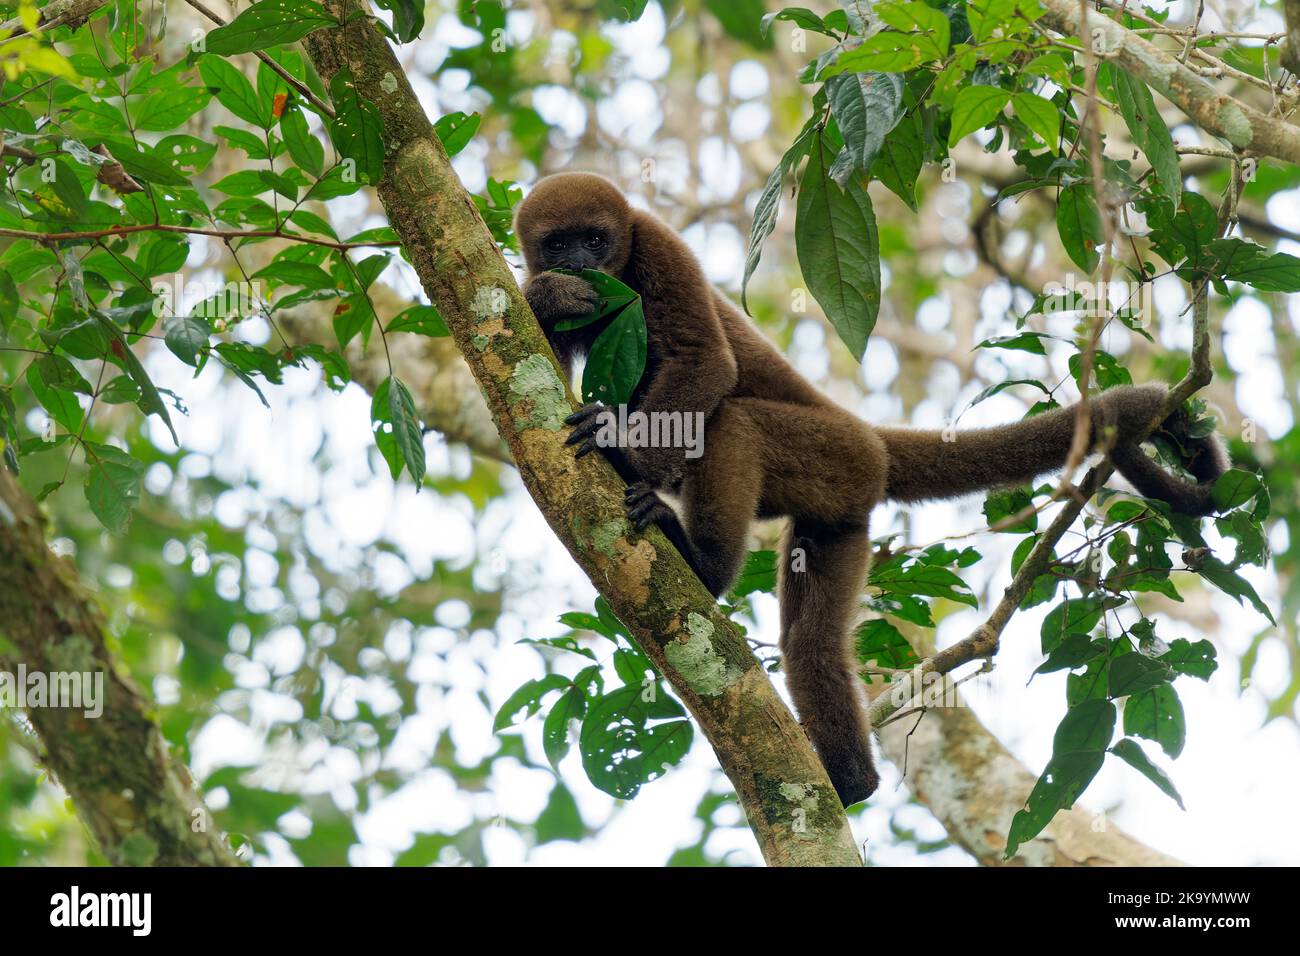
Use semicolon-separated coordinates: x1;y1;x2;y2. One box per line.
534;227;615;272
514;173;633;276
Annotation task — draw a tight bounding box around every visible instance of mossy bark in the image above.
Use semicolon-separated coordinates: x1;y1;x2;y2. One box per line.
0;470;236;866
1041;0;1300;164
301;4;863;866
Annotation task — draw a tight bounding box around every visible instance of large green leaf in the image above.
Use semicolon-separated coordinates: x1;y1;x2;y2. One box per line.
948;85;1009;145
493;674;571;732
795;132;881;360
280;103;324;176
1123;683;1185;758
582;297;647;406
25;358;85;434
826;71;905;185
1111;738;1184;808
871;113;924;210
1011;91;1058;151
1005;699;1115;857
196;55;270;127
433;112;481;157
1108;653;1174;698
204;0;336;56
83;442;145;534
328;70;386;184
579;684;692;799
1111;67;1180;204
741;119;816;313
163;314;212;367
1040;595;1105;653
387;375;426;487
373;0;426;43
1057;183;1103;272
854;618;922;679
93;312;179;445
703;0;773;49
729;549;777;598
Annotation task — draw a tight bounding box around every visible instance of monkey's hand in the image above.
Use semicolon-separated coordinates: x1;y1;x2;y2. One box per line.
565;403;649;485
564;402;614;460
623;481;676;532
524;272;600;325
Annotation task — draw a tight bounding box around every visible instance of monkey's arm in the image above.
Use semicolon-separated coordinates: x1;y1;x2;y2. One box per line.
620;213;739;486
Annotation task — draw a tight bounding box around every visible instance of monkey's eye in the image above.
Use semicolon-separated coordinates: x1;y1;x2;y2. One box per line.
583;235;606;251
544;238;567;253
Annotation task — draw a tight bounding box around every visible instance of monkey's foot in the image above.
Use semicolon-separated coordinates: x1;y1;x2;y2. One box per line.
831;766;880;809
564;402;613;459
815;740;880;808
623;481;673;532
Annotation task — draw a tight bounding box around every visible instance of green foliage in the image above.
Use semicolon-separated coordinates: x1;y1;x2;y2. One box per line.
0;0;1290;868
496;600;693;800
1003;464;1268;854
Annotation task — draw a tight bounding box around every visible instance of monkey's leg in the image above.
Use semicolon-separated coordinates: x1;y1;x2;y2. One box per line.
779;519;879;807
723;398;886;807
624;402;763;597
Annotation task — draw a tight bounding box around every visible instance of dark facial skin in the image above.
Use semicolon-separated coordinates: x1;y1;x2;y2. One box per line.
535;228;613;271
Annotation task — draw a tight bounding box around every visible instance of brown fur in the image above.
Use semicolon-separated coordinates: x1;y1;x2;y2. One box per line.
514;172;1228;807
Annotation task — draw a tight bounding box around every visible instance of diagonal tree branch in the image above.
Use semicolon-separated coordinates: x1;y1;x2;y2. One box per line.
0;470;236;866
1040;0;1300;164
297;3;863;866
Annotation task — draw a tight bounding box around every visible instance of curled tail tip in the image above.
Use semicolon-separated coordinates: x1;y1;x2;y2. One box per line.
1112;427;1228;518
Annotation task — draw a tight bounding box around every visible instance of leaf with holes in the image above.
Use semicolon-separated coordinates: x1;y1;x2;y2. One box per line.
433;112;481;157
204;0;336;56
84;442;145;534
329;70;385;184
579;685;691;799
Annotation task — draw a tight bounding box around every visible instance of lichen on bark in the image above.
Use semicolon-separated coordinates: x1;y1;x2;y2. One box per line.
299;0;865;866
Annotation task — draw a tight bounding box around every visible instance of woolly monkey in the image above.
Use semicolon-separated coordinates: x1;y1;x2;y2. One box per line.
513;172;1227;806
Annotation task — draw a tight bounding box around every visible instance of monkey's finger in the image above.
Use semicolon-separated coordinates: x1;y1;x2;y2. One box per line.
564;403;604;426
573;440;598;459
626;499;659;522
565;424;603;448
